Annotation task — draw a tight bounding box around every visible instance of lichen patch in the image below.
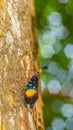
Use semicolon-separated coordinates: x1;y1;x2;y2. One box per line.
7;0;21;39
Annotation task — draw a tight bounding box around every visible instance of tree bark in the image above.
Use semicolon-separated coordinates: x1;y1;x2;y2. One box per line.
0;0;44;130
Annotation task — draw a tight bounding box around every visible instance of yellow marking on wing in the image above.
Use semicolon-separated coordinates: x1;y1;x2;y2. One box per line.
26;90;37;97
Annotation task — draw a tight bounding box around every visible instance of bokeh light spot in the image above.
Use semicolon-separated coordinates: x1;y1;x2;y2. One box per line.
47;80;61;94
40;45;55;58
58;0;69;4
69;88;73;99
54;26;69;40
65;118;73;130
64;44;73;58
68;60;73;80
57;68;68;83
42;30;56;45
48;12;62;26
61;104;73;118
52;118;65;130
48;62;59;75
54;42;62;53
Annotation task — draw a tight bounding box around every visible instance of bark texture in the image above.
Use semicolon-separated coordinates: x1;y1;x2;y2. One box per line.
0;0;44;130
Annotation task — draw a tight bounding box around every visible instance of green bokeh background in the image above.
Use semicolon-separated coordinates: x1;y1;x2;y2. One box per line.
34;0;73;130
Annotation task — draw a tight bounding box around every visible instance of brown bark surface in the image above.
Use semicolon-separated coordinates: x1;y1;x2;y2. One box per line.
0;0;44;130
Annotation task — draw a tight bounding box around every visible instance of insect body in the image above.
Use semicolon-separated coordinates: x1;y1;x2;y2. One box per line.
24;66;48;108
24;73;39;108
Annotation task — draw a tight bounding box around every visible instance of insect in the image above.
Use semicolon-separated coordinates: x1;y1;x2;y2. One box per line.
24;66;48;108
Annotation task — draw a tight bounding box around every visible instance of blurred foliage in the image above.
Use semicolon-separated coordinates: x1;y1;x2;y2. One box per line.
42;93;65;128
35;0;73;31
34;0;73;130
34;0;73;68
34;0;73;83
42;90;72;128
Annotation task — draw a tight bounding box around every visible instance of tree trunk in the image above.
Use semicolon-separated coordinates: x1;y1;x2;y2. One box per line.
0;0;44;130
